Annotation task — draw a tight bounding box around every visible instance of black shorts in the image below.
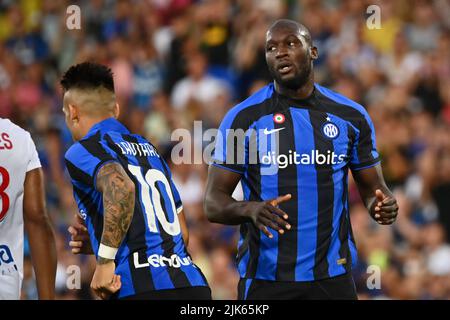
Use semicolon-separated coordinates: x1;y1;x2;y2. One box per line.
238;273;357;300
118;286;212;300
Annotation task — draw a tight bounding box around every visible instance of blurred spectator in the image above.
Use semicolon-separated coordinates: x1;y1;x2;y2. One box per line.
405;0;441;52
171;50;231;126
131;42;164;110
379;30;423;88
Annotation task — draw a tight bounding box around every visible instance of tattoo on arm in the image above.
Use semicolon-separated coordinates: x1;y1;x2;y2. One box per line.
96;162;135;250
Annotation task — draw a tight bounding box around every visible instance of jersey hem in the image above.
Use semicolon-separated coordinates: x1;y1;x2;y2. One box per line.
350;158;381;171
239;270;351;283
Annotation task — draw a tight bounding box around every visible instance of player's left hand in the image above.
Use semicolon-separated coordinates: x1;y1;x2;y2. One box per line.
90;260;121;300
371;189;399;225
68;214;93;254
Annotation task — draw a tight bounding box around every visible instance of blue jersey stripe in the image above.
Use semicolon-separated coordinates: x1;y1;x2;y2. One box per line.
291;108;318;281
150;265;175;290
238;245;250;277
244;279;253;300
179;264;207;287
349;237;358;267
71;184;102;253
66;144;102;177
116;246;136;298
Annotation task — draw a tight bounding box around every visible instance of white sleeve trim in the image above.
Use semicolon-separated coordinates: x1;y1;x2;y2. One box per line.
26;133;41;172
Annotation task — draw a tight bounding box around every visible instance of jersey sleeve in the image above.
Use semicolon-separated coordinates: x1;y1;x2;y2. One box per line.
64;139;117;188
349;109;381;171
211;107;249;174
25;132;41;172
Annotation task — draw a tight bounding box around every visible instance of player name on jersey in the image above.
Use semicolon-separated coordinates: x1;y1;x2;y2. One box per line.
115;141;159;157
0;133;13;150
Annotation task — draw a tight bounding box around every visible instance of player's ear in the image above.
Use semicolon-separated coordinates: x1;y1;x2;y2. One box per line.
310;46;318;60
68;104;79;124
113;103;120;119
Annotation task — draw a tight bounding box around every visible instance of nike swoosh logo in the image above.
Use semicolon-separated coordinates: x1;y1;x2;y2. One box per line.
264;127;285;135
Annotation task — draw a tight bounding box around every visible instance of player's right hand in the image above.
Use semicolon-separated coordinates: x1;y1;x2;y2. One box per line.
68;214;93;255
247;194;292;238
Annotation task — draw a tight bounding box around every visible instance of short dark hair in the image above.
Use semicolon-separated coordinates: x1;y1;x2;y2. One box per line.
60;62;115;92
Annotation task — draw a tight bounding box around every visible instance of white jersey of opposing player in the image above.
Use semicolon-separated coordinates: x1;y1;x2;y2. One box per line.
0;118;41;300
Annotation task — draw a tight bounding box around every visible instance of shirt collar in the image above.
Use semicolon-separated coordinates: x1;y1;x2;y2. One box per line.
275;83;318;104
82;117;130;140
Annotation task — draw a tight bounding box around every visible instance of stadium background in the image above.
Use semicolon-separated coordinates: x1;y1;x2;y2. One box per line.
0;0;449;300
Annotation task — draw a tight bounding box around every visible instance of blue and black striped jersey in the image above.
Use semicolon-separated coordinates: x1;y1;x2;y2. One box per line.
65;118;208;298
213;83;380;282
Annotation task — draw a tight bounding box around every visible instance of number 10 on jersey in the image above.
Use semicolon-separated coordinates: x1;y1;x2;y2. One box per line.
128;165;181;236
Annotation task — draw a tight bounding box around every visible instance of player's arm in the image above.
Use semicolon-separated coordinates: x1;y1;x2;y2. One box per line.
23;168;57;300
178;210;189;246
91;162;135;299
352;164;399;225
204;165;291;238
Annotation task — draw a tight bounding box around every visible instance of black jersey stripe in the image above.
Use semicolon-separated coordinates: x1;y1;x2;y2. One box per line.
78;131;119;184
237;223;250;266
275;108;298;281
338;169;351;273
79;132;113;160
65;159;93;186
245;130;262;278
309;110;335;280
